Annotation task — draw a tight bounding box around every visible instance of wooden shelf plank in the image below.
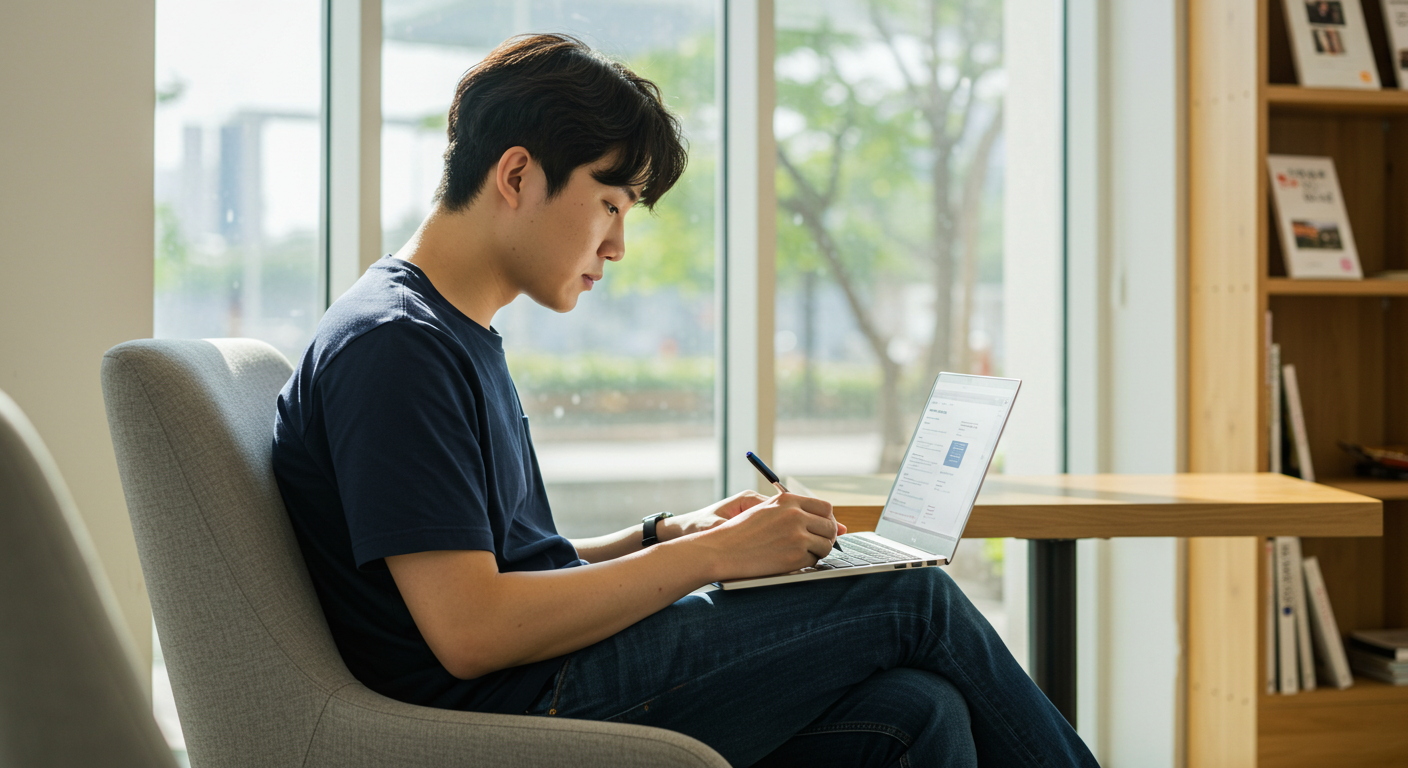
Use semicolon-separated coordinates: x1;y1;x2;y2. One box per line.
1265;84;1408;114
1261;676;1408;708
791;472;1383;539
1321;477;1408;501
1259;677;1408;767
1265;278;1408;297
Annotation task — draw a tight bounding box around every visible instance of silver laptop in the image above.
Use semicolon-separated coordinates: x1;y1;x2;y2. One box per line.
717;372;1020;590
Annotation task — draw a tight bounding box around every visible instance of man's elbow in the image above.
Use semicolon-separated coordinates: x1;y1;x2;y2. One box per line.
437;647;488;680
437;643;510;681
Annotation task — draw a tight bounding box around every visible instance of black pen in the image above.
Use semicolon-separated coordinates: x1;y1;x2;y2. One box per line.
745;451;843;552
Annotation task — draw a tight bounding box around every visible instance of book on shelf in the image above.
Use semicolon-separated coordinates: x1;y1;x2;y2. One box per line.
1292;540;1318;690
1384;0;1408;89
1282;364;1316;483
1267;543;1359;694
1282;0;1382;88
1349;628;1408;660
1275;537;1304;693
1347;630;1408;684
1347;649;1408;684
1270;343;1283;474
1303;556;1354;688
1265;538;1279;694
1267;155;1363;279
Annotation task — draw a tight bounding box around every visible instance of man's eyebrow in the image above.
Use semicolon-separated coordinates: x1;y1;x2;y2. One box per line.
617;185;639;204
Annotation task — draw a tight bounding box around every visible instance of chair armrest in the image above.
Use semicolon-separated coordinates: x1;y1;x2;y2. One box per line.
305;684;731;768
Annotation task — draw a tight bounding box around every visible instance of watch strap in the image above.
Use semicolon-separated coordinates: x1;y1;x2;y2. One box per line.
642;511;673;547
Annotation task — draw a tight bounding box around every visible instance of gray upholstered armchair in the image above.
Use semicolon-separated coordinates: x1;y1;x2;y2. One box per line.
101;338;728;768
0;388;177;768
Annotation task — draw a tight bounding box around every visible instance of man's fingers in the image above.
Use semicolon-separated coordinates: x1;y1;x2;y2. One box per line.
790;494;835;521
805;531;834;561
800;509;839;540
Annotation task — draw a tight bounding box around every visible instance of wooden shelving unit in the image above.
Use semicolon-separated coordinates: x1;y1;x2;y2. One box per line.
1189;0;1408;765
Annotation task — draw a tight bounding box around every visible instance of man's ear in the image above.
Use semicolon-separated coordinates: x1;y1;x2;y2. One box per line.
495;146;533;210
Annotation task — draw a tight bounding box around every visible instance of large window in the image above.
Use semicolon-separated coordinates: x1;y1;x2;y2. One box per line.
151;2;1055;756
153;0;325;363
772;0;1012;637
153;1;324;762
381;0;721;537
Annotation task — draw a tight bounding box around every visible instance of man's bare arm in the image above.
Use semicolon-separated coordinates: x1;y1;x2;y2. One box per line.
386;493;840;680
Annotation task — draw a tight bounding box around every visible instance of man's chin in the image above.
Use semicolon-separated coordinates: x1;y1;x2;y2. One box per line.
527;291;579;314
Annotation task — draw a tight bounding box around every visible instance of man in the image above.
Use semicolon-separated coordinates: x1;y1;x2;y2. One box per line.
273;33;1097;767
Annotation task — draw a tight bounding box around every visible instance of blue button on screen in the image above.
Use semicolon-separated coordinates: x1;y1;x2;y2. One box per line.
944;441;968;468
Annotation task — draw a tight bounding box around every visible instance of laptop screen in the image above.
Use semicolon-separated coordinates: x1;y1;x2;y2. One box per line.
874;373;1020;561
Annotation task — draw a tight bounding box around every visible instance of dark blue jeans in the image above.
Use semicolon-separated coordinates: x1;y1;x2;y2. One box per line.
526;568;1097;767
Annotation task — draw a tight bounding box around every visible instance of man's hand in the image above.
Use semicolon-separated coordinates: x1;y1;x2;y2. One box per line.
658;489;849;543
655;490;764;541
691;492;848;583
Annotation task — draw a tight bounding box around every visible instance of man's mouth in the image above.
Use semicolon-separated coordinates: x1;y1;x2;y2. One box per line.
582;274;601;289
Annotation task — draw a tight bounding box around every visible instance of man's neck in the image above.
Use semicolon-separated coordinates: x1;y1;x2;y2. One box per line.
393;204;516;329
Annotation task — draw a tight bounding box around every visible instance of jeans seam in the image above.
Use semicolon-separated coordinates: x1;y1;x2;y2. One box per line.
793;720;914;747
545;657;573;715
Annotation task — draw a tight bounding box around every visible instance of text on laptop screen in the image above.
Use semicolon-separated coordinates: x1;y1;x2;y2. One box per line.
875;374;1019;557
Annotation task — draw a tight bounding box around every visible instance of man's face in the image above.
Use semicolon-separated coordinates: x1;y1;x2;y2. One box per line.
508;155;640;313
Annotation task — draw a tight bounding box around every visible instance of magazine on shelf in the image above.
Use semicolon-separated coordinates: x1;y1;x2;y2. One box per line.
1384;0;1408;89
1267;155;1363;279
1282;0;1382;88
1303;556;1354;688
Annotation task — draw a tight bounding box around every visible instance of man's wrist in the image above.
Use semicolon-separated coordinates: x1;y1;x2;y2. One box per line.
641;511;674;546
655;514;687;543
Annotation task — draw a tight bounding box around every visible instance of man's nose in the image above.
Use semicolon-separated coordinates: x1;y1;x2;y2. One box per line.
603;223;625;261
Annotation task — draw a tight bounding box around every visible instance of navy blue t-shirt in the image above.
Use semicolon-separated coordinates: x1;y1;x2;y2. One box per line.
271;255;584;714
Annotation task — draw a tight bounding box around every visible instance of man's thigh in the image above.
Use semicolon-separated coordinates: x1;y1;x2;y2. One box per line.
528;569;960;766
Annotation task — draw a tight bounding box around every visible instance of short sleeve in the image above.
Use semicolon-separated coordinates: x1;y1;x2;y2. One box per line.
318;321;494;568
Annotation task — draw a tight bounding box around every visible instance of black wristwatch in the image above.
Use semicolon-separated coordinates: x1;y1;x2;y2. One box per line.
642;511;673;547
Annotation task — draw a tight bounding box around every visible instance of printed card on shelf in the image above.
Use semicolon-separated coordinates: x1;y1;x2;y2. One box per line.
1384;0;1408;89
1267;155;1363;279
1283;0;1381;88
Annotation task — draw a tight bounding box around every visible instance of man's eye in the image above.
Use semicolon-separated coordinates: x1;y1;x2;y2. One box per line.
605;202;619;215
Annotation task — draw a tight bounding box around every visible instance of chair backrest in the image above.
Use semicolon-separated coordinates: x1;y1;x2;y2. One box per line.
102;339;357;768
0;388;177;768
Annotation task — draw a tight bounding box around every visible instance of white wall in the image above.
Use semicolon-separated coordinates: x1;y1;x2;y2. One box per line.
1066;0;1188;764
0;0;156;688
1002;0;1067;672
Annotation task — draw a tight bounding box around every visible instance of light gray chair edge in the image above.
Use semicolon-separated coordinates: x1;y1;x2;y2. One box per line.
0;388;178;768
101;338;728;768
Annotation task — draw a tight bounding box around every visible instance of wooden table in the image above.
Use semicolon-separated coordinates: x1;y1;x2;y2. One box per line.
790;472;1382;723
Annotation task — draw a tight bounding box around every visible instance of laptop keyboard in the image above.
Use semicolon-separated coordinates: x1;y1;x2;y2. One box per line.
816;535;924;570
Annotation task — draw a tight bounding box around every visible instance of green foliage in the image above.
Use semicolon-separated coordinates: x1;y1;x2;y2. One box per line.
508;352;714;395
981;537;1005;575
774;19;931;290
605;32;717;296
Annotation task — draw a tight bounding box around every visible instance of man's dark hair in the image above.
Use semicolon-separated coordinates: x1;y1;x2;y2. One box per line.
435;34;687;211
